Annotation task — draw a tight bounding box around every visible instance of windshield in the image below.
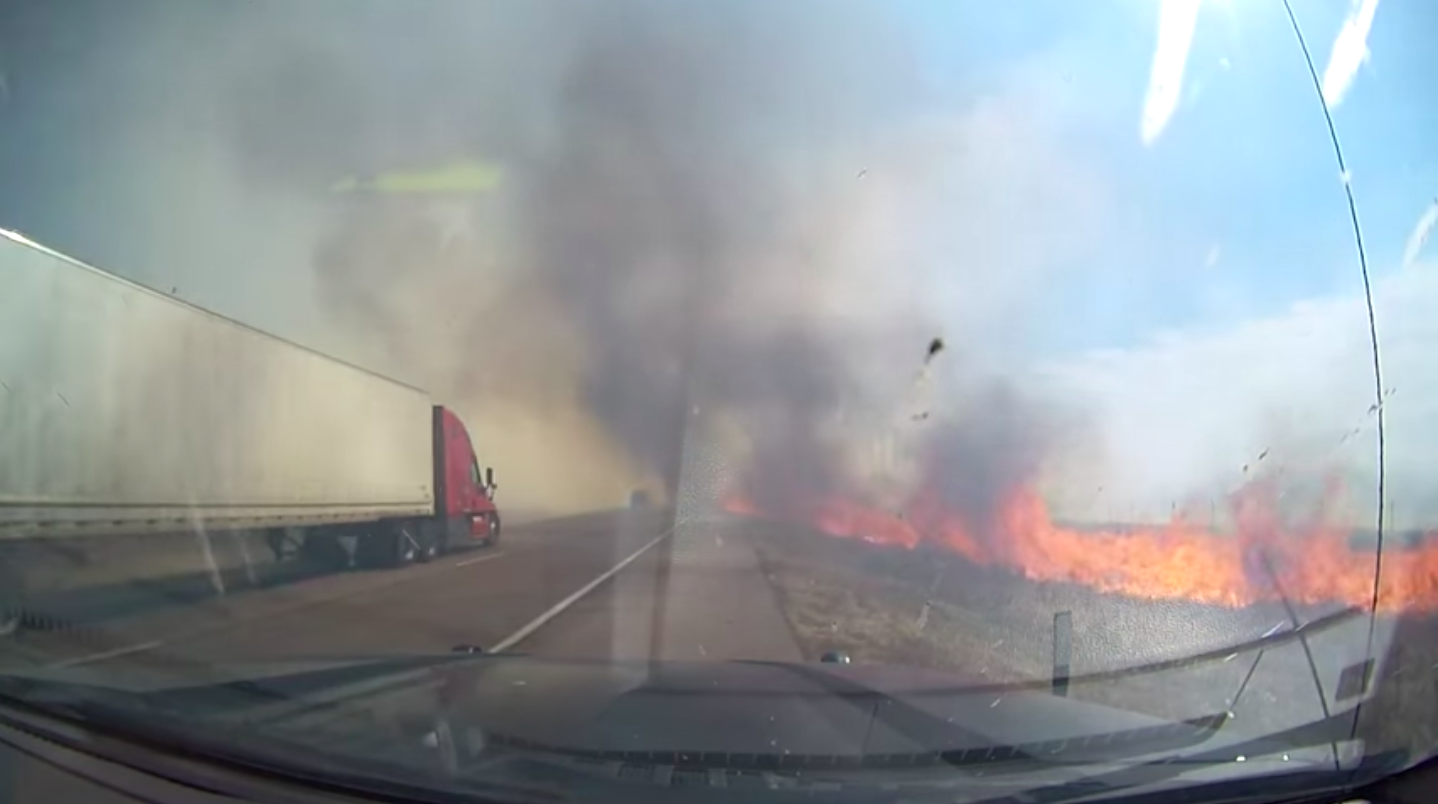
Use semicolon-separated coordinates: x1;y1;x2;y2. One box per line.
0;0;1433;801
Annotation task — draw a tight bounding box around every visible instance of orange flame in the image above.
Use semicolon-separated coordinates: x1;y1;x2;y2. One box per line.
728;480;1438;613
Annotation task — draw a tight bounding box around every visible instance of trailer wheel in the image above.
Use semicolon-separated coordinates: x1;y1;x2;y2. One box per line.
0;599;21;637
355;528;416;569
396;527;419;567
0;564;26;637
414;526;438;563
300;533;349;571
265;529;288;562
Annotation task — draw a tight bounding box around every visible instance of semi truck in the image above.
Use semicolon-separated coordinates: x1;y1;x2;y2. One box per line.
0;229;501;632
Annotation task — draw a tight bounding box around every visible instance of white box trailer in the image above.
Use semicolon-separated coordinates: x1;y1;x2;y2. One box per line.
0;228;437;540
0;231;501;636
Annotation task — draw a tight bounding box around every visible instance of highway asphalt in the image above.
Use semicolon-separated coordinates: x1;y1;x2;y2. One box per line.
0;509;1417;759
0;509;803;674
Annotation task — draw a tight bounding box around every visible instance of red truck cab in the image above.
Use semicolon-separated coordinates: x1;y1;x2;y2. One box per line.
270;406;499;570
434;406;500;549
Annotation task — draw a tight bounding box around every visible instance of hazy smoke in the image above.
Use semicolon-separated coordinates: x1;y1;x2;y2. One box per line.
922;385;1057;537
1;0;1113;520
219;0;941;507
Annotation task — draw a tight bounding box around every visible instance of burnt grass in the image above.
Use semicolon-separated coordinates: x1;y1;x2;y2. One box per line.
744;518;1438;762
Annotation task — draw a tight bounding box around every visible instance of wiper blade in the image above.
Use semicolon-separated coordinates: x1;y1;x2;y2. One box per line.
470;709;1228;776
959;709;1377;804
0;671;152;726
0;650;505;735
0;670;562;804
120;652;505;720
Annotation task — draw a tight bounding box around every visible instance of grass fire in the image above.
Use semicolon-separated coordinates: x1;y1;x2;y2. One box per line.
727;474;1438;613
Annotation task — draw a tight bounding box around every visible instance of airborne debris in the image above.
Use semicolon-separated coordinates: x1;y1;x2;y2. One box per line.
926;337;945;361
1257;448;1269;461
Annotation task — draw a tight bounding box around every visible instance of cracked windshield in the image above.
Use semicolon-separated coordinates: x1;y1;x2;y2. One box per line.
1;1;1435;802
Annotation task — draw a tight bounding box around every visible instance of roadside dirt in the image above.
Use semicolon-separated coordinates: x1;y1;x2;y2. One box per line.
751;523;1038;683
747;518;1438;761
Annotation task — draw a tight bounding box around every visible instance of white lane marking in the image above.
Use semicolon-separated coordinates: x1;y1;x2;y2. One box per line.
490;527;675;653
39;526;668;669
456;551;506;567
45;640;164;670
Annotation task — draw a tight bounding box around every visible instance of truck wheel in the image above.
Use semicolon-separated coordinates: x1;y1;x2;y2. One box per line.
485;512;501;546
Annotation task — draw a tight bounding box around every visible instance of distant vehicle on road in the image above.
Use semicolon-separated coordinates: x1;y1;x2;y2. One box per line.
0;229;501;632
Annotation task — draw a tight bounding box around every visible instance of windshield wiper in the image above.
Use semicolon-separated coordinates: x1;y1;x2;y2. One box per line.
0;669;561;804
957;710;1396;804
0;650;507;725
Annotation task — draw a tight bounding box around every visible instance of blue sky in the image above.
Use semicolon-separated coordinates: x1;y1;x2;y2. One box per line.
2;0;1428;358
888;0;1434;353
774;0;1438;526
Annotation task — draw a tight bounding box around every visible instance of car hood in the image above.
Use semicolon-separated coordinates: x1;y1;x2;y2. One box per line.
25;653;1345;765
4;653;1379;804
424;656;1334;767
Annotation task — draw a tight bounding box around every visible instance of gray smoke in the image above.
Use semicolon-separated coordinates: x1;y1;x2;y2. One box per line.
920;383;1068;538
1;0;1109;520
218;0;935;499
520;8;891;492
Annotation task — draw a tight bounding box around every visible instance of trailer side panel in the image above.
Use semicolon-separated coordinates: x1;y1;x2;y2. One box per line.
0;230;434;539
